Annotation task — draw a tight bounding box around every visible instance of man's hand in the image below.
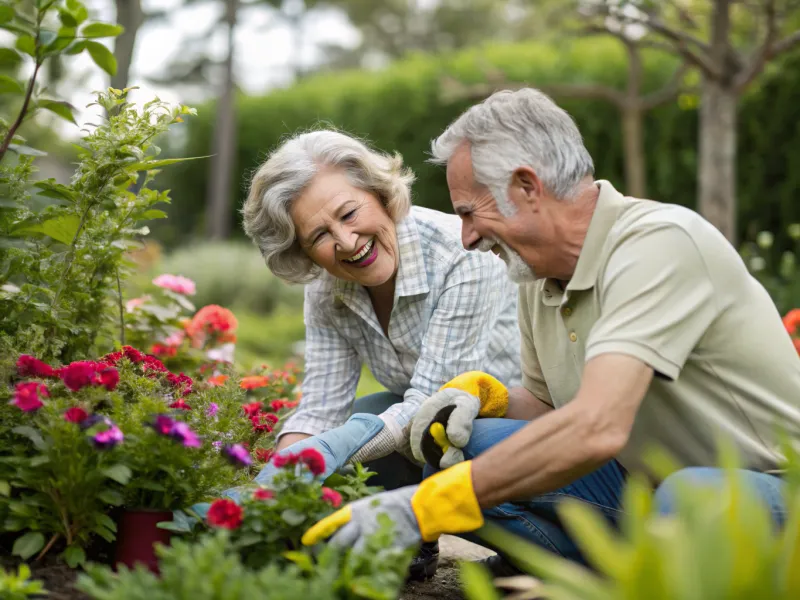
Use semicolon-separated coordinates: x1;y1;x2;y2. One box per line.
410;371;509;469
302;461;485;551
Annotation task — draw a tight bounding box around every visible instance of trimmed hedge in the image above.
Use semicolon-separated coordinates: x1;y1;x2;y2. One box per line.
154;37;800;251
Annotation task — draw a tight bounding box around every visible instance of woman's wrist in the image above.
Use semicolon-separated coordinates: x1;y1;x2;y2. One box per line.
276;432;312;451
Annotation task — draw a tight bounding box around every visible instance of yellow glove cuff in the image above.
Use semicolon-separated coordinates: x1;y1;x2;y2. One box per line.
301;505;352;546
410;460;484;542
439;371;508;418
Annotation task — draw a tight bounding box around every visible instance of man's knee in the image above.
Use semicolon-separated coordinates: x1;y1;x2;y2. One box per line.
653;467;722;516
460;418;530;460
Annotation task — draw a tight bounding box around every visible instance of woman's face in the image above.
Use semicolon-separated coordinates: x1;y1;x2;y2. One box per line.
291;168;399;288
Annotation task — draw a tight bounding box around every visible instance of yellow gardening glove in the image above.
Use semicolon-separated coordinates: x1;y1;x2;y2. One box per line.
301;460;484;550
410;372;508;469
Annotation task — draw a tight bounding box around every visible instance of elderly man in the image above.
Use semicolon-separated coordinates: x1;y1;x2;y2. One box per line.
301;88;800;574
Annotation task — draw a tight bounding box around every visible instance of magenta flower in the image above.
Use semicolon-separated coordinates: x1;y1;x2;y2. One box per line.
92;422;124;449
212;440;223;449
170;421;202;448
11;382;48;412
152;274;196;296
16;355;56;378
206;402;219;418
150;414;175;435
223;443;252;467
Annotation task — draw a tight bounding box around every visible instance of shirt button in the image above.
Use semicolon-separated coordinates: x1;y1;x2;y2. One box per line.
569;331;578;342
563;307;572;316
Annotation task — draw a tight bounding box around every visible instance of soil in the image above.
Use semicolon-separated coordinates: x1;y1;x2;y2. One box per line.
0;535;496;600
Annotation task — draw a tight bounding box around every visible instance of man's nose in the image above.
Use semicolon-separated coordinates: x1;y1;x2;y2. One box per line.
462;222;481;251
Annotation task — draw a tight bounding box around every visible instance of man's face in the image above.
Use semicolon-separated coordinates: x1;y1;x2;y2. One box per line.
445;144;538;283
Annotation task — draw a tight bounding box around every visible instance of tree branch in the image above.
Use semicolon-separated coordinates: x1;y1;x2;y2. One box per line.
640;63;691;110
735;1;799;91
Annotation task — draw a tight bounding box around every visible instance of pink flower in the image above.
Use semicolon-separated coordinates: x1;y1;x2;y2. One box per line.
253;488;274;501
206;402;219;417
64;406;89;423
170;421;202;448
321;487;342;508
92;421;124;449
125;296;150;313
16;355;56;378
153;274;196;296
164;330;185;347
298;448;326;476
223;443;252;467
150;414;175;435
11;382;47;412
58;361;99;391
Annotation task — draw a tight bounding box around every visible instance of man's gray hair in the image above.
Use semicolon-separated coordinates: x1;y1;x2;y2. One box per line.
242;129;415;284
429;88;594;213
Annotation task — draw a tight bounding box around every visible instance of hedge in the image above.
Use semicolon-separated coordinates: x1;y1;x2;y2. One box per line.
153;37;800;252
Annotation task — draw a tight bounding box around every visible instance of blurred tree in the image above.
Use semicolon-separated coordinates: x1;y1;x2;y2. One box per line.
589;0;800;243
110;0;144;91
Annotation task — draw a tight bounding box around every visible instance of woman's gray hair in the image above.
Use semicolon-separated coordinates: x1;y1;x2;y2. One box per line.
242;129;415;284
429;88;594;214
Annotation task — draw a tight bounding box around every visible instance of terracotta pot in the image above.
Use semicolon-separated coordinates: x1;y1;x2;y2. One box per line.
114;509;173;573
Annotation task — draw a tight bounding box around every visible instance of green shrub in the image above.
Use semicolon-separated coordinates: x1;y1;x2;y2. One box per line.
0;564;45;600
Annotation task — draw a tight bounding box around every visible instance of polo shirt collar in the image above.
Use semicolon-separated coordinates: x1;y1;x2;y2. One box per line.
565;179;627;292
332;211;430;306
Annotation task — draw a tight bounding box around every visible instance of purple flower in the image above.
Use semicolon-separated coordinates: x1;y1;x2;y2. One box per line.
79;413;105;431
206;402;219;418
223;443;252;467
92;423;124;449
170;421;202;448
212;440;223;449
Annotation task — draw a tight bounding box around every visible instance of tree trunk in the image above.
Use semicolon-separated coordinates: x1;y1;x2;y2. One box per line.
111;0;143;91
697;78;737;243
205;0;238;241
621;105;646;198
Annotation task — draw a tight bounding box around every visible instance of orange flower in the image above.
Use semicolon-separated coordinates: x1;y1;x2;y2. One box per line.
240;376;269;390
783;309;800;336
187;305;238;348
207;374;229;387
793;338;800;354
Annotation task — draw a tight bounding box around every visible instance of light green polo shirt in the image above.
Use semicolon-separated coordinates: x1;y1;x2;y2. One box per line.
518;180;800;478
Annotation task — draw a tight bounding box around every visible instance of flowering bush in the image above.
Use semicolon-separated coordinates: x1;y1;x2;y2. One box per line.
0;346;302;566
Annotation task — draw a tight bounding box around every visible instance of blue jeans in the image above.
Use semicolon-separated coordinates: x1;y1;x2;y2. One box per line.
424;418;788;566
351;391;423;491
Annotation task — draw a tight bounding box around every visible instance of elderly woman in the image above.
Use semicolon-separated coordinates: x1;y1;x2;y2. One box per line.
239;129;520;578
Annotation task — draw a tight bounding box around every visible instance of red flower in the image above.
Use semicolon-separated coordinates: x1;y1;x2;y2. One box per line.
283;400;299;408
11;382;47;412
142;355;168;375
150;343;178;358
253;488;274;501
169;398;192;410
96;365;120;391
122;346;144;363
251;411;278;433
270;399;285;412
16;355;56;378
321;487;342;508
59;361;99;391
272;452;298;469
255;448;273;463
167;372;194;396
298;448;326;476
64;406;89;423
241;401;263;418
206;498;243;529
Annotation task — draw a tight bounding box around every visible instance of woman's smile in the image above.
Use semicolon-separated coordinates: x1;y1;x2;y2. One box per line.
341;238;378;267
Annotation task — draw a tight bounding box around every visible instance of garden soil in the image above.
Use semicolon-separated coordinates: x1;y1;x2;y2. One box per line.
0;535;495;600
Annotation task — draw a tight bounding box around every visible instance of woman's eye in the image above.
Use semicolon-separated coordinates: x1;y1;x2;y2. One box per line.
342;209;356;221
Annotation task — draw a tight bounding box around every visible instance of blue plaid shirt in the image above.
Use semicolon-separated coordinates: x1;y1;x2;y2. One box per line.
280;206;522;446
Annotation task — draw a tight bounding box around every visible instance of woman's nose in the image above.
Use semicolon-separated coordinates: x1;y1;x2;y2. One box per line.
334;226;359;255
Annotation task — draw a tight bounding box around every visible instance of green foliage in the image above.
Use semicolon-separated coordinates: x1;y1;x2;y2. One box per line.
158;36;800;256
739;225;800;315
0;87;199;365
465;439;800;600
0;563;46;600
75;524;412;600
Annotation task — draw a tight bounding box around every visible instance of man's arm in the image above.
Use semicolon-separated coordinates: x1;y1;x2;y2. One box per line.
471;352;653;507
504;386;554;421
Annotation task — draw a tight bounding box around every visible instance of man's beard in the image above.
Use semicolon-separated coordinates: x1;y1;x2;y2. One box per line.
477;236;538;283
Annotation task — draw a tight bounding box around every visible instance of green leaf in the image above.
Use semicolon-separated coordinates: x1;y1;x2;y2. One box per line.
283;550;314;572
15;34;35;56
66;0;88;24
0;5;13;23
460;562;502;600
96;513;117;533
63;544;86;567
80;22;124;38
234;533;262;548
102;464;132;485
59;8;77;27
65;40;86;55
142;209;168;220
11;426;46;450
13;214;80;245
33;179;76;202
0;480;10;496
281;508;306;526
93;524;116;543
0;48;21;67
99;489;124;506
37;99;77;124
12;532;44;560
127;155;212;171
84;40;116;76
0;75;24;94
8;143;46;156
45;26;75;53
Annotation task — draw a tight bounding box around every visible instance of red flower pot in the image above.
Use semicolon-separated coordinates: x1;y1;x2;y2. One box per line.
114;509;173;573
